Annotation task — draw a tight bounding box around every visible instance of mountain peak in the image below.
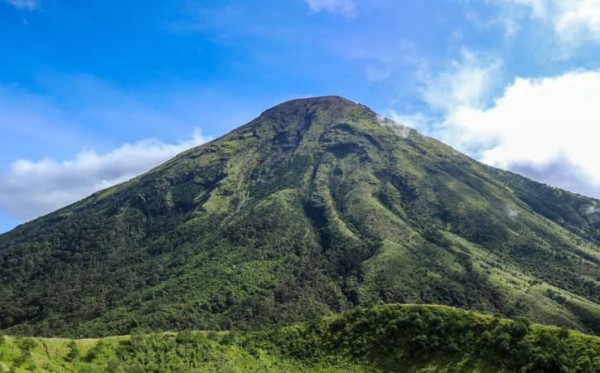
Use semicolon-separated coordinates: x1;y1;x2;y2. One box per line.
273;95;357;109
258;95;360;119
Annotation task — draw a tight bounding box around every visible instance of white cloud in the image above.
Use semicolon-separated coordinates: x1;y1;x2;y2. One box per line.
583;205;600;215
376;114;411;138
496;0;600;45
418;49;501;112
434;70;600;199
385;111;432;136
4;0;40;10
505;204;519;219
0;130;210;220
555;0;600;43
305;0;356;17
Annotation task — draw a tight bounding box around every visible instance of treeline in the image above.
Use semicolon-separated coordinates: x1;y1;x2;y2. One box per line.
2;304;600;372
268;304;600;372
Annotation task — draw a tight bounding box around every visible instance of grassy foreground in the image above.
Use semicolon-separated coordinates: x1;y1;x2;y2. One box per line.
2;304;600;372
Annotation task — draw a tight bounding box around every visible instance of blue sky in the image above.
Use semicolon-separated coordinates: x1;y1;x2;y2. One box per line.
2;0;600;232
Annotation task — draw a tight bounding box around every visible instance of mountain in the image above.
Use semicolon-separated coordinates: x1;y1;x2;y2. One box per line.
2;304;600;372
2;96;600;337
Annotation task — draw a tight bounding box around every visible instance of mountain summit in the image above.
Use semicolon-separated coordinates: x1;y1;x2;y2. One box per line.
2;96;600;337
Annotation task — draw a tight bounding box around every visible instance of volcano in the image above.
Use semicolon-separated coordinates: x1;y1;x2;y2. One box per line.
2;96;600;337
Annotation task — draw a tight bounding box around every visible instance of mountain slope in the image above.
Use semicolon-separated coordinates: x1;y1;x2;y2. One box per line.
2;96;600;337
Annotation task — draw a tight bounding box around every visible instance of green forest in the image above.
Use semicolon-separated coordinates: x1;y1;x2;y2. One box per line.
2;305;599;373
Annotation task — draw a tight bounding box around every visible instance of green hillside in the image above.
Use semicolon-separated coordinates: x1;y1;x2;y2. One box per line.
2;305;599;372
2;96;600;337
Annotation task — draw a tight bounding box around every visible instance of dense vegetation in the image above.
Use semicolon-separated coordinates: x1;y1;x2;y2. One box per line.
2;305;600;372
2;96;600;337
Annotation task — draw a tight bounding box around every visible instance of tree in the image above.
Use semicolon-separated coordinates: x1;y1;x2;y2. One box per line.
66;340;80;362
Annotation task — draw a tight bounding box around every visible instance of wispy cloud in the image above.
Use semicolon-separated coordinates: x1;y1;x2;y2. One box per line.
383;48;502;141
384;111;433;136
554;0;600;44
0;130;210;221
492;0;600;46
4;0;41;11
305;0;356;17
418;49;502;112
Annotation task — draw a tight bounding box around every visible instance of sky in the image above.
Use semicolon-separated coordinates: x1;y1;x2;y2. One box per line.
2;0;600;232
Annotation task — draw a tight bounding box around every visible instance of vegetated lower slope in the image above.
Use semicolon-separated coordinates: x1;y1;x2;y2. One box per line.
2;305;600;373
2;96;600;337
